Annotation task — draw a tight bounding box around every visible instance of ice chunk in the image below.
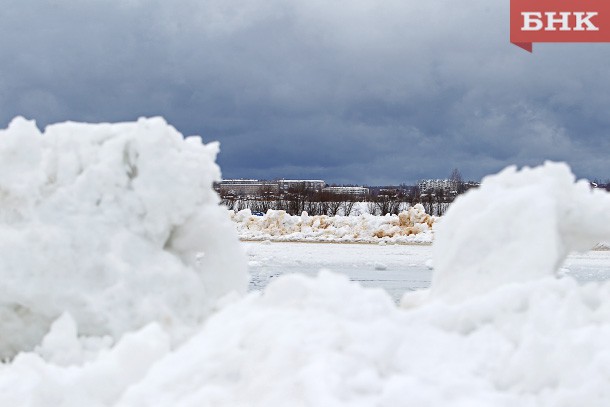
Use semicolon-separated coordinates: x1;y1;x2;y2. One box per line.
232;205;435;243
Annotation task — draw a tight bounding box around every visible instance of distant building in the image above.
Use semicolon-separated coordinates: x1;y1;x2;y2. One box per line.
416;179;481;195
277;179;325;192
221;179;259;185
417;179;456;193
217;178;325;196
323;186;370;196
218;179;279;196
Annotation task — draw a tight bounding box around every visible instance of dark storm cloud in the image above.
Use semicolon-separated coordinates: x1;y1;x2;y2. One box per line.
1;0;609;184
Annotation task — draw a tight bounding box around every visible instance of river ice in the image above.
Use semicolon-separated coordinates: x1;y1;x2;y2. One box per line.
245;241;610;301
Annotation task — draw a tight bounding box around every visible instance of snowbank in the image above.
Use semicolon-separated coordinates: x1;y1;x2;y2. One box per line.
117;272;610;407
117;162;610;407
431;162;610;301
231;205;435;244
0;117;247;358
2;118;610;407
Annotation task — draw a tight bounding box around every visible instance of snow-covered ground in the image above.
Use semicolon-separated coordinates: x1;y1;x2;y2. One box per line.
245;241;610;301
2;118;610;406
245;241;434;301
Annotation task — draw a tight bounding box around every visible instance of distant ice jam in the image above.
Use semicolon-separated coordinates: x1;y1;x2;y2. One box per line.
510;0;610;52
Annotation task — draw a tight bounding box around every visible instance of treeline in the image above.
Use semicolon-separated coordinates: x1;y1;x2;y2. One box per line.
221;188;359;216
220;184;465;216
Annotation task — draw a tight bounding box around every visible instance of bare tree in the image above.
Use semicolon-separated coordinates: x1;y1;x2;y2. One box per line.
275;195;288;212
340;196;356;216
373;193;401;215
421;193;434;215
407;186;421;207
367;199;379;215
316;191;332;216
219;196;235;210
305;199;321;216
326;194;343;216
285;183;305;215
450;168;466;194
435;188;447;216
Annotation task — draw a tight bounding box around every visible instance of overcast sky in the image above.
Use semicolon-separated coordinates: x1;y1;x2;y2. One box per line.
2;0;609;185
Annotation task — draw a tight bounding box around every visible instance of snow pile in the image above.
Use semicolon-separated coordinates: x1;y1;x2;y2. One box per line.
115;272;610;407
114;162;610;406
431;162;610;301
231;205;435;243
0;117;247;359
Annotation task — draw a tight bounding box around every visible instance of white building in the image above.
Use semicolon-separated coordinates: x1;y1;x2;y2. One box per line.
218;180;279;196
221;179;260;185
278;179;325;192
323;186;369;196
217;178;325;196
417;179;456;193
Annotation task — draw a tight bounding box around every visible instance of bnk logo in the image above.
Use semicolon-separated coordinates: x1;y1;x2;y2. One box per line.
510;0;610;52
522;12;599;31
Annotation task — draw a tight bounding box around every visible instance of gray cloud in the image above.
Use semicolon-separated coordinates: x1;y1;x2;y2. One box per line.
1;0;609;184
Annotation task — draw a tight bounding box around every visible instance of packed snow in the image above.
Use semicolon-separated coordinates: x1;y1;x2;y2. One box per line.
231;206;435;244
431;162;610;301
1;117;610;406
0;117;247;359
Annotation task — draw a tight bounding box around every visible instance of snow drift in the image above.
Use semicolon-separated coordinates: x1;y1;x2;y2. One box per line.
431;162;610;301
0;117;247;358
231;206;435;244
2;114;610;407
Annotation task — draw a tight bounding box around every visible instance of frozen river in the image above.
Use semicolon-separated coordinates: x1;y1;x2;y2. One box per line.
243;241;610;302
